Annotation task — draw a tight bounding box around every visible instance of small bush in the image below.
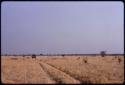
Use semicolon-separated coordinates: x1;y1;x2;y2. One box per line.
83;59;87;63
118;58;122;63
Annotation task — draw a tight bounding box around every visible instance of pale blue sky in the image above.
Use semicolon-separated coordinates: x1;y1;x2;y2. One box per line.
1;1;124;55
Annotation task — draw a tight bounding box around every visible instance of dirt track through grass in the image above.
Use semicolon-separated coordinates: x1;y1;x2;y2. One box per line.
23;60;55;84
38;61;80;84
2;58;55;84
2;56;124;84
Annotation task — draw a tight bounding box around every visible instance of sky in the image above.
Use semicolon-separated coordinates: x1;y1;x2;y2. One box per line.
1;1;124;55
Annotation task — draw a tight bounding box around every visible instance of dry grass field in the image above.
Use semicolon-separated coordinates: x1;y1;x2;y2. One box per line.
1;55;124;84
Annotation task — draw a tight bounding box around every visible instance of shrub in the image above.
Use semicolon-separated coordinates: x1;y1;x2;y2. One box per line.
118;58;121;63
84;60;87;63
83;59;87;63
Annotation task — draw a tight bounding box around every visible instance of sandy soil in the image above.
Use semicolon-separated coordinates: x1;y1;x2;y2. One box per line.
1;55;124;84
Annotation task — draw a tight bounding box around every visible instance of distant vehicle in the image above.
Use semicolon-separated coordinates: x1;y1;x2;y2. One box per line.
31;54;36;59
100;51;106;57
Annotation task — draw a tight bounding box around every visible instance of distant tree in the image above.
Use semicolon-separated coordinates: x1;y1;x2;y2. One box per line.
100;51;106;57
118;58;122;63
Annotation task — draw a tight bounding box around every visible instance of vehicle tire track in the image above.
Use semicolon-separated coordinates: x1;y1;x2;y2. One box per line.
24;59;55;84
38;61;81;84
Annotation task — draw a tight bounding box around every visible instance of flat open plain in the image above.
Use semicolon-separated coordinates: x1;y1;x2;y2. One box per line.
1;55;124;84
